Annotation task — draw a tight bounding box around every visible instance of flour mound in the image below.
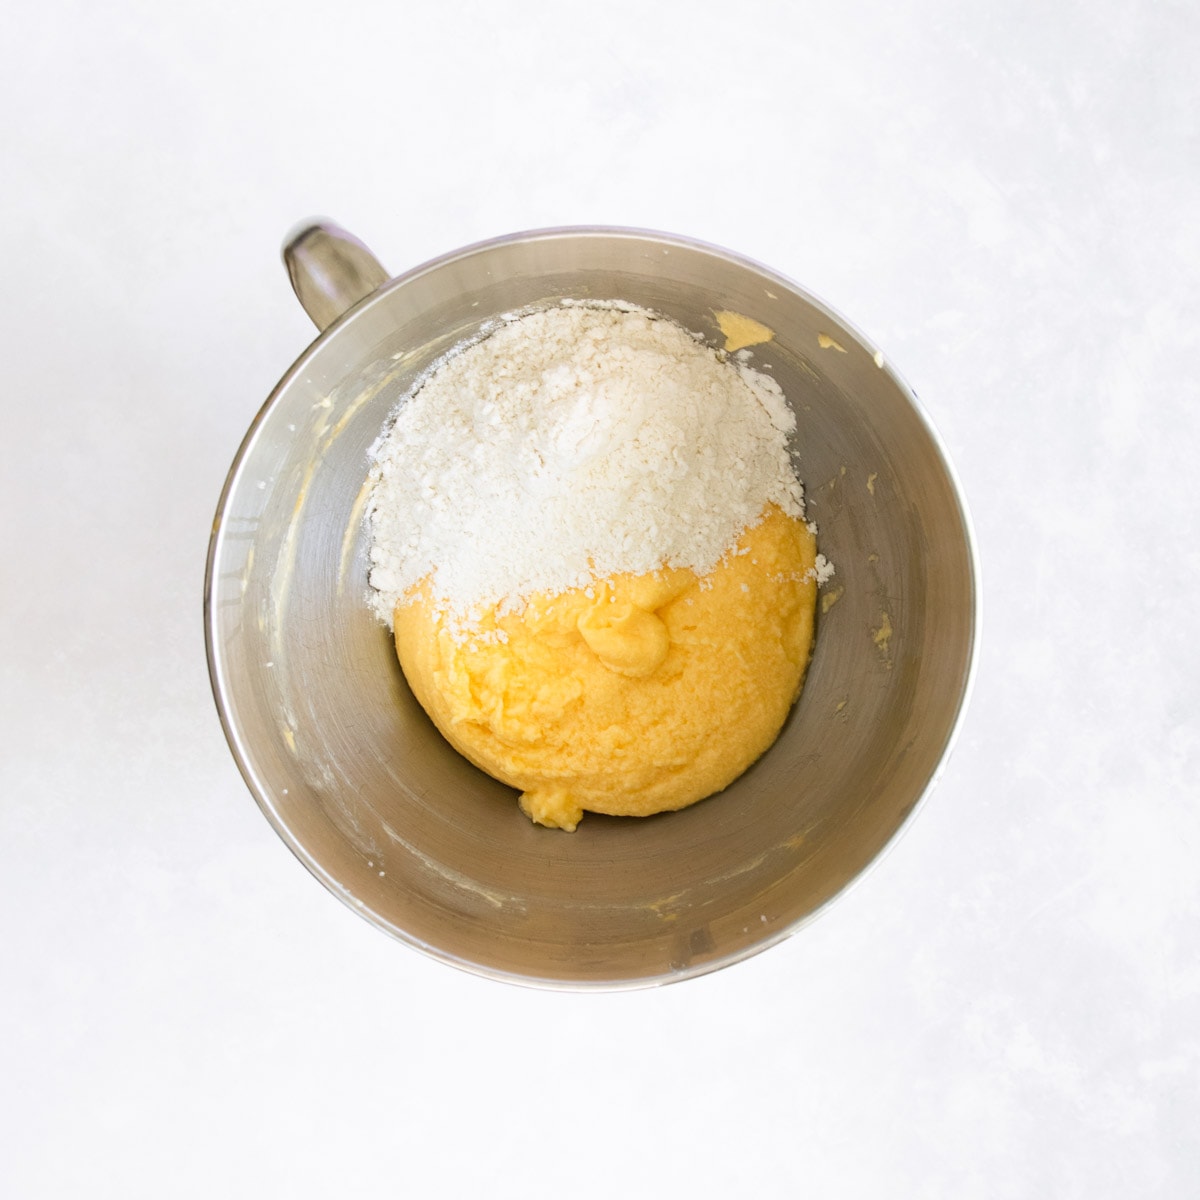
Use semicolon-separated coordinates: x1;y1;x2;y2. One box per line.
367;303;805;624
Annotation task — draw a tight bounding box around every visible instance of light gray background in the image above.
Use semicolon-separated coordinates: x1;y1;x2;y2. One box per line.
3;1;1197;1196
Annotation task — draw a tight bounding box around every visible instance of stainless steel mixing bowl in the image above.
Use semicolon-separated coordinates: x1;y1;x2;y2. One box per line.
205;221;978;988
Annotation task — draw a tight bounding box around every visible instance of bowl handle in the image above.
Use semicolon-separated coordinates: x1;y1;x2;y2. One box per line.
282;219;390;332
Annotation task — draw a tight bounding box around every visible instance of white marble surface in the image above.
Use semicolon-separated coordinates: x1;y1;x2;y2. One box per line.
3;1;1197;1195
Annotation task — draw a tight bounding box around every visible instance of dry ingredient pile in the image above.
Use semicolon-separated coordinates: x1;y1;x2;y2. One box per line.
367;302;830;831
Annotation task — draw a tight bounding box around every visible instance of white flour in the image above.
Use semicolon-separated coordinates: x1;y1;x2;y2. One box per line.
367;302;812;625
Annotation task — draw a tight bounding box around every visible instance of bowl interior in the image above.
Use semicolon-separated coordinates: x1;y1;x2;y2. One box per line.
205;230;976;987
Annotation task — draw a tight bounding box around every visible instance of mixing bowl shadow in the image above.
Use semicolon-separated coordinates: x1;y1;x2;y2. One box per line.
205;223;978;989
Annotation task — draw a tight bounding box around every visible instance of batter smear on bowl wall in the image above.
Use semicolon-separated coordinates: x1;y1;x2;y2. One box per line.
366;302;832;830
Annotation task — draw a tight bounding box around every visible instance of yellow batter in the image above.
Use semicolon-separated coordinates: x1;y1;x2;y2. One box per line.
393;504;819;831
714;310;775;353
